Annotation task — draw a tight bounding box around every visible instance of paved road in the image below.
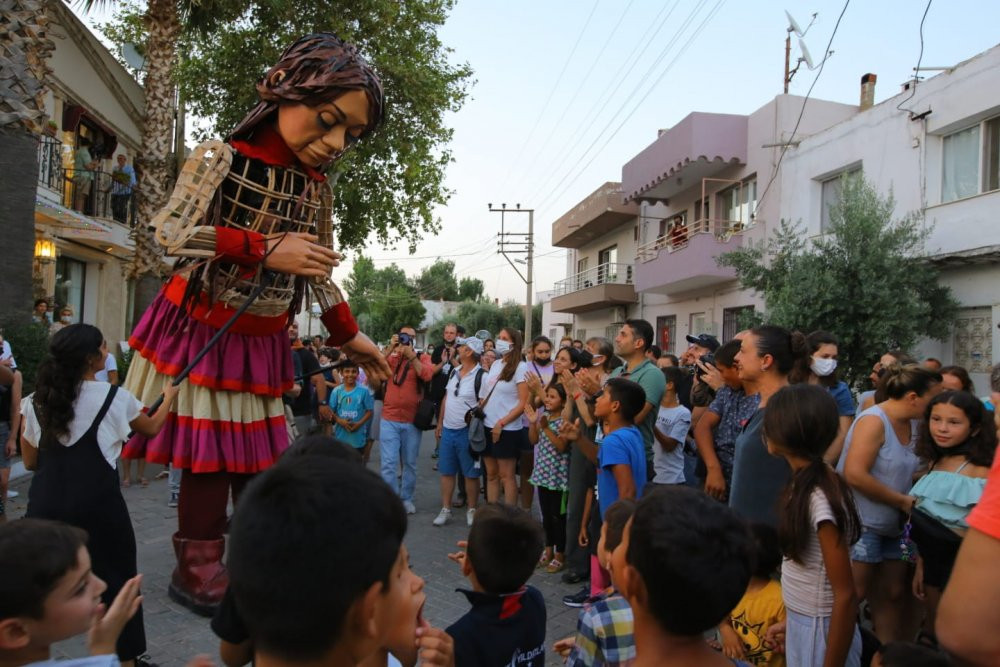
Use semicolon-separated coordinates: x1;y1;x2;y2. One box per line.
7;430;581;665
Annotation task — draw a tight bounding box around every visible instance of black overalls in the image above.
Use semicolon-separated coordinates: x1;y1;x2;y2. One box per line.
26;385;146;660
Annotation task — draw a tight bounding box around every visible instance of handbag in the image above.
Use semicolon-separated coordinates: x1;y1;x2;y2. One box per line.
466;375;496;454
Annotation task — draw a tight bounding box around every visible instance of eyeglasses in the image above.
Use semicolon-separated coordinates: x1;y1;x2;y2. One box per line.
454;375;462;397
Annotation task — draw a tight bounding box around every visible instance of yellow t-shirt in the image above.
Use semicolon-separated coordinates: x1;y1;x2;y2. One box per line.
729;579;786;666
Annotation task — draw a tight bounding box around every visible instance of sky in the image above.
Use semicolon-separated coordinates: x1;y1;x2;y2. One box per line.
74;0;1000;303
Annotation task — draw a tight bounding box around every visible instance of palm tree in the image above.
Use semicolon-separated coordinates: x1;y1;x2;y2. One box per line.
0;0;55;322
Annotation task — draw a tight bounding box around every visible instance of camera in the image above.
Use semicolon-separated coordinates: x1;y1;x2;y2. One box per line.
398;332;414;347
696;353;715;379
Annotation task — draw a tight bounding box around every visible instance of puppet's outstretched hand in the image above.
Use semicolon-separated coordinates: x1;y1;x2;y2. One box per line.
264;232;341;277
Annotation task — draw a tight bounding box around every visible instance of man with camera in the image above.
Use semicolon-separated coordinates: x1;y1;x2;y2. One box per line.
429;323;460;457
379;325;434;514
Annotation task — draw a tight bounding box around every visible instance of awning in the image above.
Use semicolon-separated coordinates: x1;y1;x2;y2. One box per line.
35;196;114;240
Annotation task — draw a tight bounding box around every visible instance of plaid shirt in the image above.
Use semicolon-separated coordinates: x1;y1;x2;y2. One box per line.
568;587;635;667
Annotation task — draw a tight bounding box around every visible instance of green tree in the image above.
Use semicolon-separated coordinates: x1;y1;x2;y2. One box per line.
369;286;425;344
415;259;460;301
425;300;541;343
344;257;425;343
717;174;959;388
458;276;485;302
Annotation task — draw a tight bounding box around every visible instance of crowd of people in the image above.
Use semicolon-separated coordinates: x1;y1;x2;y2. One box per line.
3;313;1000;667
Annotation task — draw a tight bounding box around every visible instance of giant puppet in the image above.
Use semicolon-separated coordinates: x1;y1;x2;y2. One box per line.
123;33;390;615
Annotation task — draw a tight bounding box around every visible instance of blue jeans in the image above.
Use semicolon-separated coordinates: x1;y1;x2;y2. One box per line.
380;419;422;501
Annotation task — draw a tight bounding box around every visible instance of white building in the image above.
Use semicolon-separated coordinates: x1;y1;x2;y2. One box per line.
781;46;1000;390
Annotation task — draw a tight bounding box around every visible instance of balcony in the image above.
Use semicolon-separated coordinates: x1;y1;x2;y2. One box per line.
634;218;745;295
551;263;637;314
622;112;747;204
37;136;136;227
551;182;639;248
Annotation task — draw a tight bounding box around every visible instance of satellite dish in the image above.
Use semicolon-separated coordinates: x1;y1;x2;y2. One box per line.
475;329;492;341
799;39;814;69
785;10;804;36
122;43;146;71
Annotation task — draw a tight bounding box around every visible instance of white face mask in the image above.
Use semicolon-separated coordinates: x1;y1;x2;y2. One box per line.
495;339;512;356
811;357;837;377
61;315;72;323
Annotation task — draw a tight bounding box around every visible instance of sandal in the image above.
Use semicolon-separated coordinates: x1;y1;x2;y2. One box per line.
140;478;150;488
537;551;553;569
546;558;565;574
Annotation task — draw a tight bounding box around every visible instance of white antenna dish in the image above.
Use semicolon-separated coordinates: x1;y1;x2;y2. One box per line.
475;329;491;341
122;43;146;71
785;10;804;36
799;39;814;69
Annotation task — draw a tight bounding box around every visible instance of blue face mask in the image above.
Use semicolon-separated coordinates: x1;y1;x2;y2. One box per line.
495;339;512;356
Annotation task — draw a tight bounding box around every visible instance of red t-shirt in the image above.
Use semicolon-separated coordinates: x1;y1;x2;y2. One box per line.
968;453;1000;539
381;352;434;423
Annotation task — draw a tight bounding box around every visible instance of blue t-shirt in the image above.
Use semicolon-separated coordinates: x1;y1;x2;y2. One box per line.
828;381;856;417
597;425;647;518
329;384;374;448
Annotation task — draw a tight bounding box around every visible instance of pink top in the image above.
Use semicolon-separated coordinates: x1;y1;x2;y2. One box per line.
382;352;433;423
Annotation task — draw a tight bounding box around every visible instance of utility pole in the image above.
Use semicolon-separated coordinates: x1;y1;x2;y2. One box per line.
488;203;534;343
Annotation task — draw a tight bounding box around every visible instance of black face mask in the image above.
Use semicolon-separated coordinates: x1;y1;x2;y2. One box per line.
533;356;552;366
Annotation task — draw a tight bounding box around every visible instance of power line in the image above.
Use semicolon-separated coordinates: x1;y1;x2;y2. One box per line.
753;0;851;217
896;0;933;114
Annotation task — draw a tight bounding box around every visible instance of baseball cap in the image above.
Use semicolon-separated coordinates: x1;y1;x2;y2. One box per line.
685;333;720;352
456;336;484;356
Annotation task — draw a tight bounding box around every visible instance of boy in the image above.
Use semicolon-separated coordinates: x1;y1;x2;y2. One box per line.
652;367;692;486
329;362;375;461
0;519;144;667
227;454;452;666
446;504;547;666
614;486;754;667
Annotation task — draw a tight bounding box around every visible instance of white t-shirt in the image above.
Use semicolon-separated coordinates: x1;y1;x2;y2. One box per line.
781;488;838;616
483;359;528;430
21;381;144;469
94;354;118;383
442;365;485;430
0;340;15;369
652;404;691;484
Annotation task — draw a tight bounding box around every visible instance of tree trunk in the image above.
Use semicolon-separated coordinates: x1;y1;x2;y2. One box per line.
0;129;40;322
127;0;180;320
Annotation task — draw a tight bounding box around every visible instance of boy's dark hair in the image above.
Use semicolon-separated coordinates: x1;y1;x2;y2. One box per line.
339;357;359;371
648;345;662;359
714;340;741;369
603;499;637;553
228;455;406;661
627;486;752;636
663;353;680;367
466;503;544;594
748;523;781;579
917;390;997;468
605;377;646;422
624;319;654;352
877;641;952;667
0;519;88;620
661;366;685;392
286;435;363;463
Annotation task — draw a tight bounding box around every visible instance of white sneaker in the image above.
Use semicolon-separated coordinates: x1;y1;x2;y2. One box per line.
432;508;451;526
403;500;417;515
466;507;476;526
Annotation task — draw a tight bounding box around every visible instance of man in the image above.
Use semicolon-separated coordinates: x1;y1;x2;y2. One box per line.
288;321;332;438
611;319;666;468
380;325;433;514
429;323;460;461
109;154;136;225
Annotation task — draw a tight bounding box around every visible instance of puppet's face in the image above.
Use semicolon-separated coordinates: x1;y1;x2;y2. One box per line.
275;89;370;168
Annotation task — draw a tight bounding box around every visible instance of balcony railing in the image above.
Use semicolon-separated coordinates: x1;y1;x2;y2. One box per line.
553;262;634;296
636;217;749;263
37;136;136;227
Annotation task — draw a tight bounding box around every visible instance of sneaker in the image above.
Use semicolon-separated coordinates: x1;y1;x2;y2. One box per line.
167;492;179;508
432;508;451;526
466;507;476;526
562;586;591;608
403;500;417;515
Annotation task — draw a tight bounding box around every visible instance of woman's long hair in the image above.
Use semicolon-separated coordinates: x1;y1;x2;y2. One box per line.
763;384;861;563
498;327;523;384
33;324;105;449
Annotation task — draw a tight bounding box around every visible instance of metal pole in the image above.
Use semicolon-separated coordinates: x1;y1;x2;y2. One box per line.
525;209;533;343
784;32;791;94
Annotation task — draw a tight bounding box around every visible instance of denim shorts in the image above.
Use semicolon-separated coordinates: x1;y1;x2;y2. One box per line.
438;427;481;478
850;528;904;564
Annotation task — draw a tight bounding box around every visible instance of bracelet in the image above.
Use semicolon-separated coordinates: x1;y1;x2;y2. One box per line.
574;392;582;400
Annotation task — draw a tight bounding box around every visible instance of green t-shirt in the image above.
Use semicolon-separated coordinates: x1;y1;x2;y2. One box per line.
610;358;666;463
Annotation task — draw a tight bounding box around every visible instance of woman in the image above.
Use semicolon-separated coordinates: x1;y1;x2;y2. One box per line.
48;306;75;336
519;335;555;509
795;331;856;464
21;324;178;665
72;136;99;213
837;364;942;643
481;327;529;505
728;325;809;527
939;365;974;394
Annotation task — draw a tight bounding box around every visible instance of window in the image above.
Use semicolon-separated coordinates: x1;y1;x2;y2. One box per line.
656;315;677;355
952;307;993;374
597;245;618;284
576;256;589;275
54;256;86;321
942;117;1000;203
820;167;861;232
722;306;754;341
605;322;625;340
689;312;707;338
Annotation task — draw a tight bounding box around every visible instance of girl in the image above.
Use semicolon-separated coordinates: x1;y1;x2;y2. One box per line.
793;331;855;464
909;390;995;637
525;384;569;572
837;364;942;643
765;384;863;667
482;327;529;505
519;335;556;510
21;324;178;665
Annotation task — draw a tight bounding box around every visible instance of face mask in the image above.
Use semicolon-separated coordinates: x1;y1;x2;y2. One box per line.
811;357;837;377
534;356;551;366
495;339;512;356
61;316;72;323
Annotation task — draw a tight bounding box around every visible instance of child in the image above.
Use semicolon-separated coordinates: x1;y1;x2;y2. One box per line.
0;518;145;667
615;485;754;666
329;361;375;462
525;384;569;573
719;523;786;666
554;498;638;666
764;384;863;667
909;390;995;637
446;503;547;666
227;452;452;666
652;367;692;486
